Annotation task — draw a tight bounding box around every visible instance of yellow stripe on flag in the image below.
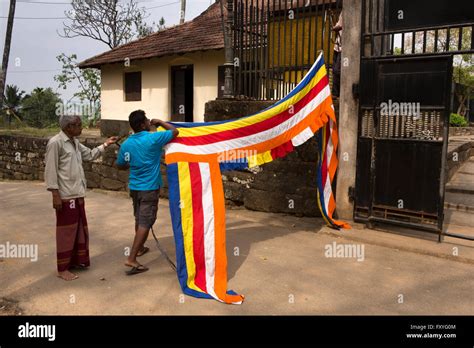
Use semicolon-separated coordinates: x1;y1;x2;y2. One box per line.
177;162;202;293
247;150;273;168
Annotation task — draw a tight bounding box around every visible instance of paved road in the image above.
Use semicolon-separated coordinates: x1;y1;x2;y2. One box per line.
0;181;472;315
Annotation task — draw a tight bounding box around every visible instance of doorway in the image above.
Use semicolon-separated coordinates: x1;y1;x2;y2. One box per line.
171;65;193;122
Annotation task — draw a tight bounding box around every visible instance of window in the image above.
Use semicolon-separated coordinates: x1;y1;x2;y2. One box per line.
124;72;141;101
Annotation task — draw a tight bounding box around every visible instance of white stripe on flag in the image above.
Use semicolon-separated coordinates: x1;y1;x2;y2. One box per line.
166;86;331;155
291;126;314;147
199;162;220;301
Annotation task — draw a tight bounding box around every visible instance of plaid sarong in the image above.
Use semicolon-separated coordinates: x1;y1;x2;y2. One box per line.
55;197;90;272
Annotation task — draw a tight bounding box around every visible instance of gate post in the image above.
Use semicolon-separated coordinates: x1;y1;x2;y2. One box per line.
222;0;234;99
335;0;362;220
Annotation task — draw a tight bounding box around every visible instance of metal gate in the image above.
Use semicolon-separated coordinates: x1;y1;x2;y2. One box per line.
354;0;474;240
232;0;342;100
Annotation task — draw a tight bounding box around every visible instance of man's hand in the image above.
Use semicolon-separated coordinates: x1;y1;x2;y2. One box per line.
150;119;164;127
151;119;179;139
52;191;62;211
105;136;119;146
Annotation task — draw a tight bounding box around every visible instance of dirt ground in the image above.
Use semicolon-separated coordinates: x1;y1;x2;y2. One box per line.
0;180;473;315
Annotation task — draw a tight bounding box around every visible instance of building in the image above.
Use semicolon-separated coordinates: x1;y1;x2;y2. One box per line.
79;2;228;133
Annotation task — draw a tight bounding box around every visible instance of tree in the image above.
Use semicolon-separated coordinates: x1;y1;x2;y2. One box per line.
453;56;474;117
22;88;62;128
59;0;165;49
2;84;25;126
136;15;166;38
54;53;101;123
400;28;473;118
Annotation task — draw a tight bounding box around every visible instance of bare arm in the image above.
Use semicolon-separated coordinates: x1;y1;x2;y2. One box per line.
79;136;118;161
333;12;343;32
150;119;179;140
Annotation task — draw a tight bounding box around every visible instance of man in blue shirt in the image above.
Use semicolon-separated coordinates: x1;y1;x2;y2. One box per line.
116;110;178;275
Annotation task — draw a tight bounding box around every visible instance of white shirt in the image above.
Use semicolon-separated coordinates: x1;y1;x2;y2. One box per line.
44;131;105;199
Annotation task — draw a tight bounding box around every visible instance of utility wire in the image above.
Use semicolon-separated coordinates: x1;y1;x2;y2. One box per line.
8;69;61;73
0;16;68;19
1;0;180;19
146;1;180;10
16;0;71;4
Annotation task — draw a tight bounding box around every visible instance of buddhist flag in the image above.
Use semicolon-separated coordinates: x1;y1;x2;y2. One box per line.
164;53;350;304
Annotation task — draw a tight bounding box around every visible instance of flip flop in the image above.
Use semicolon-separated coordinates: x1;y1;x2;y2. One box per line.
137;246;150;257
125;265;149;275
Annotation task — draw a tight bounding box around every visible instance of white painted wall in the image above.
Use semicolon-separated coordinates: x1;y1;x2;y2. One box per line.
100;49;225;122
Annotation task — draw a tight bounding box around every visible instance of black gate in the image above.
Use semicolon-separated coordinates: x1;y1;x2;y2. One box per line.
355;55;452;235
232;0;342;100
354;0;474;240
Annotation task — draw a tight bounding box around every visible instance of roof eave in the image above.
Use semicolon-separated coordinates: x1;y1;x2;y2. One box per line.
78;46;225;70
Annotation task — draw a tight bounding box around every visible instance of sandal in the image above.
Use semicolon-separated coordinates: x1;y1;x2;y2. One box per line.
125;264;149;275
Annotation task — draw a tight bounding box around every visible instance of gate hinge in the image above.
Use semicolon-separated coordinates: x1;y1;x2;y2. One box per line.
348;186;355;202
352;83;359;99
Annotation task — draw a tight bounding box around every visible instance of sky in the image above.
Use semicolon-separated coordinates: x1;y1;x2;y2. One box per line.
0;0;214;102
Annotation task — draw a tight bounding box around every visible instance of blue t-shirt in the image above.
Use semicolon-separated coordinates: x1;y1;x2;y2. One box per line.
117;130;174;191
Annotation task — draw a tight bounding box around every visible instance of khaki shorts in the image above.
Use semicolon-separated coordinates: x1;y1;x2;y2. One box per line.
129;189;160;229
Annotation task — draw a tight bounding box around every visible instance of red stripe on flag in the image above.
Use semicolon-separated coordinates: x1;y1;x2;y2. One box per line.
321;123;330;189
189;162;207;293
270;140;294;159
173;75;330;146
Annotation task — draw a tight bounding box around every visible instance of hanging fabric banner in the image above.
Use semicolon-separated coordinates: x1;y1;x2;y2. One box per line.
164;53;350;304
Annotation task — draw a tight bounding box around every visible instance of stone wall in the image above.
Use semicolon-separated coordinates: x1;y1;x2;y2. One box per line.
99;119;130;138
446;139;474;182
3;119;472;218
0;134;133;193
1;102;324;217
0;136;48;181
205;99;273;122
221;138;321;216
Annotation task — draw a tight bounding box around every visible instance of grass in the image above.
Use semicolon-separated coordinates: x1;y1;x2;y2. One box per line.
0;126;101;138
0;126;60;137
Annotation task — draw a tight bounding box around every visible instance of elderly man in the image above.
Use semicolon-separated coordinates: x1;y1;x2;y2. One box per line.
44;115;117;281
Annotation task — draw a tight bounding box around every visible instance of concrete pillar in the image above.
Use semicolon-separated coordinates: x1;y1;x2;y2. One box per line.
335;0;362;220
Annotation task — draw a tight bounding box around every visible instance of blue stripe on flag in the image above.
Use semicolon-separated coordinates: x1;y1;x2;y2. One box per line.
167;163;213;299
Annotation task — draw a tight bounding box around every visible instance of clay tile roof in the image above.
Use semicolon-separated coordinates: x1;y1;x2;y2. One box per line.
78;1;226;69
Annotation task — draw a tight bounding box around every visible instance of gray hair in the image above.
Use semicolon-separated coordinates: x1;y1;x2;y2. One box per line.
59;115;81;130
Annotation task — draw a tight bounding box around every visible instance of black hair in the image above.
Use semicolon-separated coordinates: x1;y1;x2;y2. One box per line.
129;110;147;132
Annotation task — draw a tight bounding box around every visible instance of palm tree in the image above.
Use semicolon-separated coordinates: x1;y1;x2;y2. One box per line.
3;84;25;126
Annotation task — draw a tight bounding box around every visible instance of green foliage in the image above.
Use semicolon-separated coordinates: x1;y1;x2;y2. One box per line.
3;84;25;112
21;88;62;128
2;84;26;126
54;53;101;126
450;113;468;127
0;126;60;137
135;15;166;38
